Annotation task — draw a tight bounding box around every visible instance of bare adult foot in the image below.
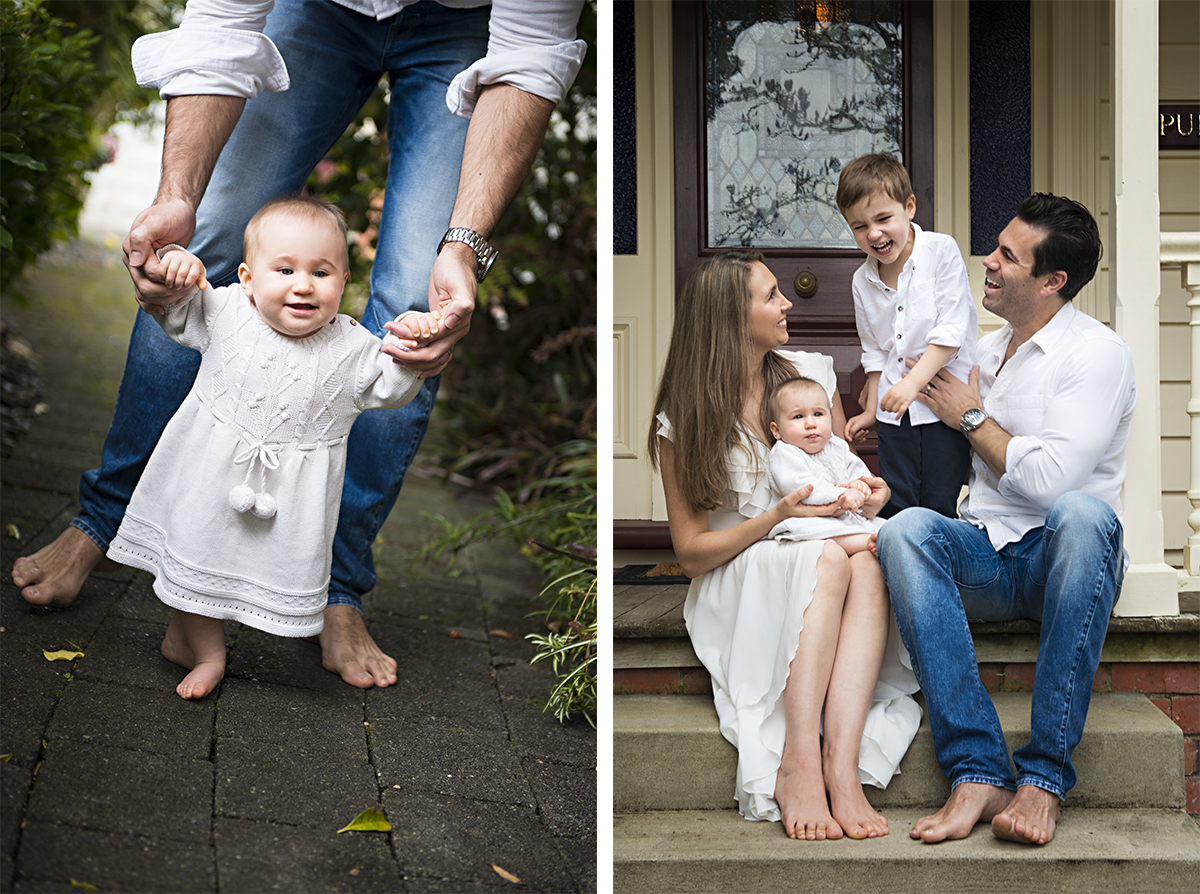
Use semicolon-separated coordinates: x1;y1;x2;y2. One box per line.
161;611;226;700
11;526;116;606
775;757;843;841
991;785;1060;845
910;782;1011;843
826;763;888;839
318;604;397;689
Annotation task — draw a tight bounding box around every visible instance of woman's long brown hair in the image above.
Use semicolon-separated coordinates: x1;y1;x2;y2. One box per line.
648;250;796;512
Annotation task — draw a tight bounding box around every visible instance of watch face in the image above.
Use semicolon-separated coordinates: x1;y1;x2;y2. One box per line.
961;408;986;431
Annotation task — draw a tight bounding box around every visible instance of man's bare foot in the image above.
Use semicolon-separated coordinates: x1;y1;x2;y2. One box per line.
910;782;1012;843
826;763;888;839
317;604;397;689
991;785;1060;845
775;757;843;840
161;610;225;700
11;526;117;606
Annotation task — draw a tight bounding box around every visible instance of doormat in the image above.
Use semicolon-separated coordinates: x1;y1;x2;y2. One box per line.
613;563;690;585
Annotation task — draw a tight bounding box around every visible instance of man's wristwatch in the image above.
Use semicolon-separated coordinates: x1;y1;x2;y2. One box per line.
959;407;989;433
438;227;497;283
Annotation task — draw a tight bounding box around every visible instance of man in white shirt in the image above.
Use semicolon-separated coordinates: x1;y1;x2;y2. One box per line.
11;0;586;690
876;194;1136;846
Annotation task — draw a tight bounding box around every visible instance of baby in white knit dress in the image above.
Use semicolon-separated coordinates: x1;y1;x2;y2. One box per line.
765;376;883;556
106;196;440;699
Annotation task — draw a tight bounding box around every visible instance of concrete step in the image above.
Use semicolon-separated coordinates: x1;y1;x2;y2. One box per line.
613;583;1200;669
614;806;1200;894
614;692;1185;812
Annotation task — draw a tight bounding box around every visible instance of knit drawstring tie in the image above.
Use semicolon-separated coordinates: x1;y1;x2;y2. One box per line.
230;440;280;519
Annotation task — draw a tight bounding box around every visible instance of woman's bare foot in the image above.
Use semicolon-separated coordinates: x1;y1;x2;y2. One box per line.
11;526;117;605
910;782;1012;843
317;604;397;689
161;611;225;700
991;785;1060;845
775;756;843;840
825;762;888;839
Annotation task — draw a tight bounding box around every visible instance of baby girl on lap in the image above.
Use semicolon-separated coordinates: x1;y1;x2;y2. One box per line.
765;375;883;555
106;195;439;699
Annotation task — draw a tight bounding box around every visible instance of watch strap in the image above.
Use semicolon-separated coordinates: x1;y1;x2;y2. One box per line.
438;227;497;283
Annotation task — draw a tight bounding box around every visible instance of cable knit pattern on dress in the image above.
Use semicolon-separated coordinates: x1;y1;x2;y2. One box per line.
108;281;421;637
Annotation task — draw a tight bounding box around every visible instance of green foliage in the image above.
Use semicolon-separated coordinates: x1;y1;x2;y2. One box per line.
0;0;181;300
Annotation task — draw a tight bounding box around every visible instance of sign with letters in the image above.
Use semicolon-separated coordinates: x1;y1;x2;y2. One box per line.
1160;105;1199;150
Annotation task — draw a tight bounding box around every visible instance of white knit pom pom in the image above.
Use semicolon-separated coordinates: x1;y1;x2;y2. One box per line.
252;492;277;519
229;485;255;513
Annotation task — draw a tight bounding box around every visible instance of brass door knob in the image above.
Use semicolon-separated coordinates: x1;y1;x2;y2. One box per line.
793;270;818;298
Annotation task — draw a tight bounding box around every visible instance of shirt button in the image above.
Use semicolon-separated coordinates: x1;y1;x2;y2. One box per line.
898;306;903;311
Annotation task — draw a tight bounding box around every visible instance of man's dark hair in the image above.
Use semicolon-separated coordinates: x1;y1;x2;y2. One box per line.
1014;193;1102;300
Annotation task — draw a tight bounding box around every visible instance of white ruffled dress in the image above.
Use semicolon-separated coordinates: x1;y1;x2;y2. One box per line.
658;350;921;823
107;281;421;637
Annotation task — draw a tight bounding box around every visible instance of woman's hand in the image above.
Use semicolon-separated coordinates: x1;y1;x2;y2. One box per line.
857;475;891;519
775;484;848;519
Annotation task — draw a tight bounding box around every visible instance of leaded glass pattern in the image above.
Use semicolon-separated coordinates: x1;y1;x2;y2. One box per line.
706;1;904;249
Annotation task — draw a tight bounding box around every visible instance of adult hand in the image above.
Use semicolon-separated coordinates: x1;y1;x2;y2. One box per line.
859;475;891;519
122;200;198;314
381;242;477;380
915;361;982;429
775;484;849;519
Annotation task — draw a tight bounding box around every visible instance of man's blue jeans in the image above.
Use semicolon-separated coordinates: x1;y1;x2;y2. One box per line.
75;0;490;609
876;492;1123;798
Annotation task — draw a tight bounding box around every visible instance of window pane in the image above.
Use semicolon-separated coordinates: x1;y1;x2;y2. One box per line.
706;0;904;249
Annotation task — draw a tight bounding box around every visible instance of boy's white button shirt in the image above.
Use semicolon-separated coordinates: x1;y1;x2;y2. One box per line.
852;223;978;427
960;301;1137;554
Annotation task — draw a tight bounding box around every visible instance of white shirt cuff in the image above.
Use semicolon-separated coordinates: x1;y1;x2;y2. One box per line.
445;40;587;118
133;29;289;99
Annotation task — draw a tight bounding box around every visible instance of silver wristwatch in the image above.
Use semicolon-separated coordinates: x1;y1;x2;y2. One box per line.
959;407;988;433
438;227;498;283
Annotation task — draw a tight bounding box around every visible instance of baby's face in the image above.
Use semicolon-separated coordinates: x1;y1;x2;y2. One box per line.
238;214;349;338
770;383;833;455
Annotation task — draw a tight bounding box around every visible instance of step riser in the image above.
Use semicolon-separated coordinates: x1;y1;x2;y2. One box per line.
615;808;1200;894
615;693;1185;811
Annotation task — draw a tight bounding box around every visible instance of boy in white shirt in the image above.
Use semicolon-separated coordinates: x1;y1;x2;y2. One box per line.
838;154;978;518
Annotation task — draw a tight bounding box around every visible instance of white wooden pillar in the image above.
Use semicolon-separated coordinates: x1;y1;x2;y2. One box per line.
1161;235;1200;575
1109;0;1178;616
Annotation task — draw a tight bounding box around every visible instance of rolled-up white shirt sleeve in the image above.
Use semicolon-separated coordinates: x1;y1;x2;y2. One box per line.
132;0;289;99
446;0;586;117
998;338;1136;510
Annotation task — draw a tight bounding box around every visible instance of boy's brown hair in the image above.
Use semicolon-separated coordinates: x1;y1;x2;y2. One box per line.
835;153;913;214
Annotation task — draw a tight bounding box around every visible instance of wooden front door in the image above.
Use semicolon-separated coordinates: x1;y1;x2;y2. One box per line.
673;0;934;470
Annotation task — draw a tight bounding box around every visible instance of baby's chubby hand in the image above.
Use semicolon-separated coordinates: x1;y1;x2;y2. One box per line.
383;309;442;351
159;249;208;292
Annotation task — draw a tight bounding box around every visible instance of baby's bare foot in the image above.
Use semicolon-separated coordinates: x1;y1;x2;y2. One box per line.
161;611;225;700
11;526;116;605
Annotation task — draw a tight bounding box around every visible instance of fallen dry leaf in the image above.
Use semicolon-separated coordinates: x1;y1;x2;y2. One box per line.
337;808;391;833
488;629;515;640
490;864;521;884
43;649;83;662
6;524;20;540
69;881;97;890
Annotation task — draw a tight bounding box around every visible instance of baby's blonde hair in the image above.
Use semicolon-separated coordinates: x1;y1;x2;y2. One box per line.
243;195;349;268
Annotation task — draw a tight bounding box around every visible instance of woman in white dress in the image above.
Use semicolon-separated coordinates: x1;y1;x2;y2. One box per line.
648;250;921;840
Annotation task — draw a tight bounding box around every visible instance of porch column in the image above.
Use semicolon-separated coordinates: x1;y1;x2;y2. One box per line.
1109;0;1177;616
1162;235;1200;574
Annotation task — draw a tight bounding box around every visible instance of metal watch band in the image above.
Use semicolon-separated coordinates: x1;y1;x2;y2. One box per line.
437;227;498;283
959;407;988;433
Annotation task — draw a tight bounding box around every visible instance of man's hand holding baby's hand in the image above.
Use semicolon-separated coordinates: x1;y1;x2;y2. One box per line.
159;249;208;292
840;481;869;512
385;310;442;348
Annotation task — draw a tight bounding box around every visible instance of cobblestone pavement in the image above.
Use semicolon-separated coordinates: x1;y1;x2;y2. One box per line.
1;259;597;893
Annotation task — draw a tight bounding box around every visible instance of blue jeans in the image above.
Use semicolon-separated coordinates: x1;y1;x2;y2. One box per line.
876;493;1123;798
76;0;490;609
